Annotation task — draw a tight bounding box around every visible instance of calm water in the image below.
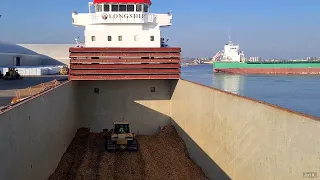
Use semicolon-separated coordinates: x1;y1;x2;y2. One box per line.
181;64;320;118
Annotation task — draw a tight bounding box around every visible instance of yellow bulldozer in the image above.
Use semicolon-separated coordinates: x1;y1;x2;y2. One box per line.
60;65;69;75
3;68;23;80
105;121;138;152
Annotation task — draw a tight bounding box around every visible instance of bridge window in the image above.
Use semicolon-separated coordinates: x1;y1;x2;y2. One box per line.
118;36;122;41
143;5;149;12
127;5;134;12
150;36;154;41
109;4;141;12
104;4;109;12
136;4;142;12
91;36;96;41
119;5;126;11
111;5;119;11
96;4;102;12
108;36;112;41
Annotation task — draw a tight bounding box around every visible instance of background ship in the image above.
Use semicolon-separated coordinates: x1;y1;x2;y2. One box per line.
212;37;320;74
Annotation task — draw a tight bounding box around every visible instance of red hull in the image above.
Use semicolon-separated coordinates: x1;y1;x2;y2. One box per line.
214;68;320;75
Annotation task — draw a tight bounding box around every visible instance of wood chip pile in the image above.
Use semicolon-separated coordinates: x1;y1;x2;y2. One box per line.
48;125;209;180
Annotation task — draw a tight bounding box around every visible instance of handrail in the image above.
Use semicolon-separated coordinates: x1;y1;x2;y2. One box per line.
11;79;61;104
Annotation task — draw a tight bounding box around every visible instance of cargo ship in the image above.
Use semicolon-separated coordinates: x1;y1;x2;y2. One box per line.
213;38;320;74
1;0;320;180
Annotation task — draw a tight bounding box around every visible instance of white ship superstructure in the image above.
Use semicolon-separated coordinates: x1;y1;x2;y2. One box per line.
212;37;246;62
71;0;172;48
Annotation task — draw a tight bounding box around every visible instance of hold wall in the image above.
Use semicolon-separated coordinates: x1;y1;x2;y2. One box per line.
77;80;173;134
170;79;320;180
0;81;79;180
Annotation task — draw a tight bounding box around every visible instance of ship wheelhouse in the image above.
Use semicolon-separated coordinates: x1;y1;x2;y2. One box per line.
94;1;150;13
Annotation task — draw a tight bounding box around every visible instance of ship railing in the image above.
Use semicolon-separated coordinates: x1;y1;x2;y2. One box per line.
11;80;61;104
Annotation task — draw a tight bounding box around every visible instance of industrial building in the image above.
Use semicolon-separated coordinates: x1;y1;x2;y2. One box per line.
0;41;43;67
0;42;71;76
0;42;69;67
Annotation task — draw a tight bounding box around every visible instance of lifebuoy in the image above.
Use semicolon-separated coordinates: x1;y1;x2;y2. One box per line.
102;13;107;20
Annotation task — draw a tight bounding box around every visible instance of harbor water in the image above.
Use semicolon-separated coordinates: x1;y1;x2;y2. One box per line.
182;64;320;118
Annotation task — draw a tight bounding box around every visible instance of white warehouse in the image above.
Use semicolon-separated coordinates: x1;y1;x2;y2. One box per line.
0;41;42;67
0;42;69;76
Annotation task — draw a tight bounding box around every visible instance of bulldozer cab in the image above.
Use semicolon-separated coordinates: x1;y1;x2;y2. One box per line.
60;65;69;75
114;123;130;134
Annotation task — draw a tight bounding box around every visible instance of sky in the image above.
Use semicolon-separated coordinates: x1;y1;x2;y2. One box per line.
0;0;320;58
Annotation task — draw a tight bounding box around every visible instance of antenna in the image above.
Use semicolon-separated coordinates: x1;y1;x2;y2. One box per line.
228;30;231;41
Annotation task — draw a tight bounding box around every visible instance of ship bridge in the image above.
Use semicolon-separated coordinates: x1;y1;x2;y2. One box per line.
72;0;172;48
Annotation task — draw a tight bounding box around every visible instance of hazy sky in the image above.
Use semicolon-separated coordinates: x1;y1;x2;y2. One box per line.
0;0;319;58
